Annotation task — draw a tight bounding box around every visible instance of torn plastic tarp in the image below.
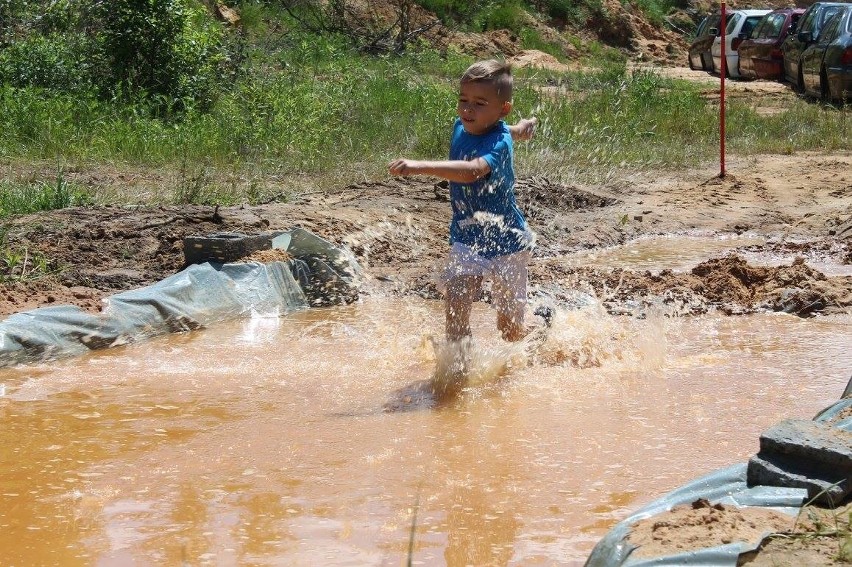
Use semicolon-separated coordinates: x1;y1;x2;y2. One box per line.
0;228;361;368
0;261;307;368
584;390;851;567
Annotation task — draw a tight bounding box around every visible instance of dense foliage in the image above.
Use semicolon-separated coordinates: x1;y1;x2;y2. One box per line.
0;0;232;110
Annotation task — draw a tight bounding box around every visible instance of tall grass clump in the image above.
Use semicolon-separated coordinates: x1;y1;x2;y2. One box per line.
515;66;714;183
0;173;90;218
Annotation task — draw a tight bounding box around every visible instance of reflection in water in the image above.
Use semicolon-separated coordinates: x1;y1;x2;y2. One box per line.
0;298;849;566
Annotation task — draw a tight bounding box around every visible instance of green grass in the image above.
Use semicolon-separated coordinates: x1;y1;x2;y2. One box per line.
0;17;848;204
0;172;91;217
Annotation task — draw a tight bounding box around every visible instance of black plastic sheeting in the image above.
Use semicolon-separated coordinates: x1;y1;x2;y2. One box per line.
0;228;360;368
585;384;852;567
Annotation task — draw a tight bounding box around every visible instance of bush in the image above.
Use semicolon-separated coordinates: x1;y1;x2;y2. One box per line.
476;0;526;31
0;32;95;93
92;0;230;111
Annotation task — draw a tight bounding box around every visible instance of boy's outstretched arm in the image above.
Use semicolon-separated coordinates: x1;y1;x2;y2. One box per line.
388;158;490;184
509;117;537;141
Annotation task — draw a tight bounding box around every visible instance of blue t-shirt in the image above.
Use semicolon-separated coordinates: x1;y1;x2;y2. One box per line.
448;118;532;259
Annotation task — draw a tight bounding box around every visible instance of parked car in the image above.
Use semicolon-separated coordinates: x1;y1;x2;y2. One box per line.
688;13;731;71
781;1;850;91
711;9;772;78
800;5;852;101
738;8;805;80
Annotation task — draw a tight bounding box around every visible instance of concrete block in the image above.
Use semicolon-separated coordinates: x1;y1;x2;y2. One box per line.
758;419;852;469
747;453;849;506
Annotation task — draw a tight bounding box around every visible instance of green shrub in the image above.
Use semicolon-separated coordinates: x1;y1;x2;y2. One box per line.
92;0;230;111
476;0;526;32
417;0;477;26
519;29;564;58
0;32;95;92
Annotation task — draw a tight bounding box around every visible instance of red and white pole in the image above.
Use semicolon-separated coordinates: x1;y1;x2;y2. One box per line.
720;0;726;178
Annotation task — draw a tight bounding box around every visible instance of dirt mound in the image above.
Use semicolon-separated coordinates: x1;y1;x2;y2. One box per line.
332;0;688;65
627;499;795;559
626;498;852;566
547;255;852;317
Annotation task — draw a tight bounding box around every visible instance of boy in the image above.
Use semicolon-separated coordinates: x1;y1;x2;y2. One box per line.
388;59;537;347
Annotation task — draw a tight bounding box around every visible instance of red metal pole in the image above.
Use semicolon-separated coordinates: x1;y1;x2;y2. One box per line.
720;0;726;178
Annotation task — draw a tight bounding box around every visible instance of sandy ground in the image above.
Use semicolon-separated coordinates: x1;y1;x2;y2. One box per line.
1;68;850;563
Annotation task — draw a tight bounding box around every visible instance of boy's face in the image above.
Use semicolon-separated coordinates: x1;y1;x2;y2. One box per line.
457;80;511;136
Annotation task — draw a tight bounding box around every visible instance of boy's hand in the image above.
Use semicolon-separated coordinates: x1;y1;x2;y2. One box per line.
513;117;537;141
388;159;420;176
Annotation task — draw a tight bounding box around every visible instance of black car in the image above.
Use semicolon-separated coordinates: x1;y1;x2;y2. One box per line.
800;5;852;101
780;1;851;91
688;13;732;71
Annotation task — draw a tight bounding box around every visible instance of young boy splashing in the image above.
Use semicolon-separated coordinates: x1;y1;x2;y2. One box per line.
389;59;544;400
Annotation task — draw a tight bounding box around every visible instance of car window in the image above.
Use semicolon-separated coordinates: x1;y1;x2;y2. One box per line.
847;9;852;34
762;13;786;39
751;14;770;38
798;7;816;33
817;6;843;30
754;14;770;39
694;16;709;38
817;10;842;42
726;13;742;34
741;15;765;37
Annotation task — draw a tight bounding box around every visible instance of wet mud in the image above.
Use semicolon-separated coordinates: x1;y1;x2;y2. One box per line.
1;151;849;320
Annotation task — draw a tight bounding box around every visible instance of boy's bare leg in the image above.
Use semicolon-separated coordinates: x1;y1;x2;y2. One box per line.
445;275;482;341
497;312;526;342
431;275;482;400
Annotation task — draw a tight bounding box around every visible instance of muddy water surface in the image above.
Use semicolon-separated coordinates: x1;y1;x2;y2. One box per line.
0;297;849;566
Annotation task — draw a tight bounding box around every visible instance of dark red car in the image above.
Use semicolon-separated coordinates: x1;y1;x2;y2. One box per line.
738;8;805;80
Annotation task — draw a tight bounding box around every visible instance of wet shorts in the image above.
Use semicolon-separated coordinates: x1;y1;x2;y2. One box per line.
439;242;530;321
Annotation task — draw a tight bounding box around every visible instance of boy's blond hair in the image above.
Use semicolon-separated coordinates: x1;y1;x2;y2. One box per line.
461;60;513;103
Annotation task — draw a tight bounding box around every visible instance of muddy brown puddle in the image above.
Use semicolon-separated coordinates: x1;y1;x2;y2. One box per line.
0;291;849;565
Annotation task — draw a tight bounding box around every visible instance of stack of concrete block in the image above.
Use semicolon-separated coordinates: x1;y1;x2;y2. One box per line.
747;418;852;506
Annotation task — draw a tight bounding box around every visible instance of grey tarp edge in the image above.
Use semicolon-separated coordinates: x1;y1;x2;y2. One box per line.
0;261;308;368
585;395;852;567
